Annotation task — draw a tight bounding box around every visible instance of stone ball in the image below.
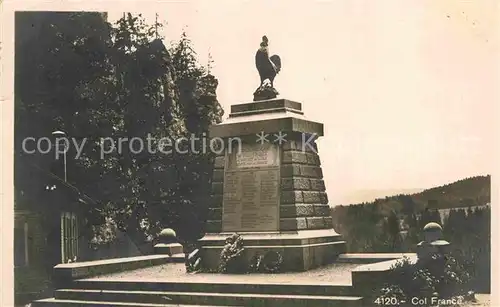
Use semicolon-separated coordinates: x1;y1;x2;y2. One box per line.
158;228;177;244
423;222;442;232
423;222;443;242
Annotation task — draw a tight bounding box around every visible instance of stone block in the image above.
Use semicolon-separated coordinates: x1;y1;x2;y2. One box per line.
280;205;296;218
214;156;225;169
282;140;318;152
305;152;321;166
300;165;323;178
280;164;301;177
281;177;311;191
302;191;321;204
212;169;224;182
318;192;329;204
306;217;325;229
212;182;223;195
280;204;315;218
210;195;223;209
280;190;303;204
230;98;302;115
282;151;308;164
208;208;222;220
280;217;307;231
314;204;331;217
296;204;316;217
323;216;334;228
294;178;311;190
310;179;326;191
282;140;297;151
281;178;294;191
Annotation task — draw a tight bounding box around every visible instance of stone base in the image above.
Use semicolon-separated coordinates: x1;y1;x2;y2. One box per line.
199;229;346;272
416;240;450;259
154;243;184;256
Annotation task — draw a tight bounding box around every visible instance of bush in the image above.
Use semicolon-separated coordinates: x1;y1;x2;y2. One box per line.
378;254;472;306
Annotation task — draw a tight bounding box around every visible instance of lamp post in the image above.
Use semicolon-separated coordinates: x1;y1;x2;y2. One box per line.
52;130;67;182
52;130;69;263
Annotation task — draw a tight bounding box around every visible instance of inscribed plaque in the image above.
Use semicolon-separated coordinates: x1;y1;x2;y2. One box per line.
222;143;280;232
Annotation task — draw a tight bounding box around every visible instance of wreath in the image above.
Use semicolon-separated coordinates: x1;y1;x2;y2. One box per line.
261;251;283;273
218;233;246;274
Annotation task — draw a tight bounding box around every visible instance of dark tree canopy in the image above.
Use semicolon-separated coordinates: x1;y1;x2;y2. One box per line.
15;12;224;247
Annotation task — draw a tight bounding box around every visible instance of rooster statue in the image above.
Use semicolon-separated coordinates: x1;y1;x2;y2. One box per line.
254;36;281;101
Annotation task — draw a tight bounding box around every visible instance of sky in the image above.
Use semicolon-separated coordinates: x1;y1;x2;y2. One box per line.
1;0;496;205
108;0;498;205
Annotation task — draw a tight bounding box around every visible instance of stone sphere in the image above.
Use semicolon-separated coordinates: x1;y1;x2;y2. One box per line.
158;228;177;244
423;222;442;232
423;222;443;242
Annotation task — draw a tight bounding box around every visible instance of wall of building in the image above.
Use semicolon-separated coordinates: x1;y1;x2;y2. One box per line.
14;211;53;306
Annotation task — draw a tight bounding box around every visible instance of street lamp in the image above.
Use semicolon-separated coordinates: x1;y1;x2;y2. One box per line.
52;130;72;264
52;130;67;182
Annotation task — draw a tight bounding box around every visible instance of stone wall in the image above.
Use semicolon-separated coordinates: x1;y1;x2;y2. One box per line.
14;212;53;305
279;139;333;231
206;152;225;233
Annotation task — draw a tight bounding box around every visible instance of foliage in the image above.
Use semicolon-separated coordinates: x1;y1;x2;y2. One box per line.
378;255;472;306
440;255;472;298
218;234;246;274
330;176;490;292
89;217;118;248
15;12;224;259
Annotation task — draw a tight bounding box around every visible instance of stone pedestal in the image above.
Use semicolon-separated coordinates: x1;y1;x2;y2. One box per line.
201;99;346;271
416;222;450;259
154;243;184;256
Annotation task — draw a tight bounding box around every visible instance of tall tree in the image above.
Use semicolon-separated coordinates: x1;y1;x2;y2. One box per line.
15;12;224;254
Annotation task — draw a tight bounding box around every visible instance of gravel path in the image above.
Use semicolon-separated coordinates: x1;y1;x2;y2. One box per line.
89;262;357;285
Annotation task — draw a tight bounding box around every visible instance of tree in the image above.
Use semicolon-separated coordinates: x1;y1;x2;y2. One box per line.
15;12;224;254
398;194;416;215
385;210;401;251
15;12;116;266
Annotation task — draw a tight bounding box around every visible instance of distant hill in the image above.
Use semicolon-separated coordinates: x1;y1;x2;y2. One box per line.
412;175;490;209
340;188;424;205
344;175;491;214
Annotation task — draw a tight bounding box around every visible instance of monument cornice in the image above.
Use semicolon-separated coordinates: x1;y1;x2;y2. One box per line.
210;117;324;139
210;99;324;138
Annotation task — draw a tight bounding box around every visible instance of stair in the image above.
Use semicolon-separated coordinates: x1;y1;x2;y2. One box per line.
53;289;361;306
31;297;216;307
32;278;364;306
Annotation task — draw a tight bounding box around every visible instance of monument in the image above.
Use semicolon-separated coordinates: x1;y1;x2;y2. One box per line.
27;31;466;307
199;36;346;271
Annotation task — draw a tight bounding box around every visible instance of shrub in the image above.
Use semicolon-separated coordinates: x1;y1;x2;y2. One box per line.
378;254;473;306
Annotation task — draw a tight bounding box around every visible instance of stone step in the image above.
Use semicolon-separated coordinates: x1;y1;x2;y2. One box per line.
337;253;415;264
73;279;355;296
54;289;363;307
31;297;228;307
